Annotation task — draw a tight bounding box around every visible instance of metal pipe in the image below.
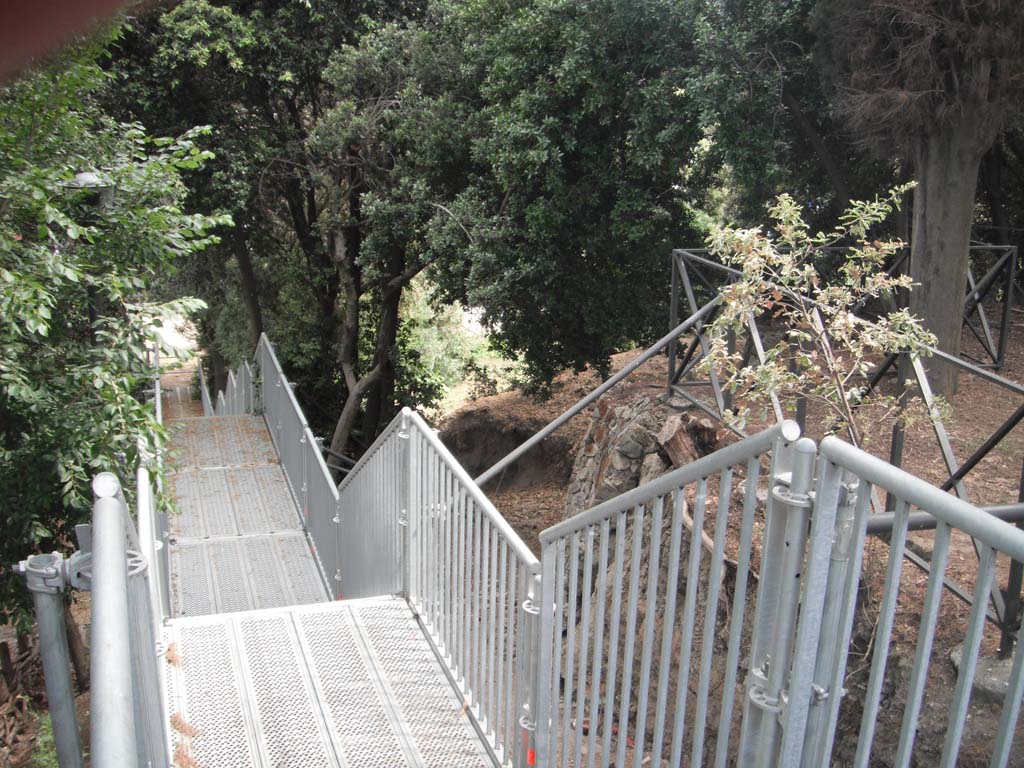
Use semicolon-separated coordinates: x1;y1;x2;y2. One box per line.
754;438;816;768
476;296;721;487
541;420;800;543
1000;461;1024;657
90;475;139;768
938;401;1024;493
21;554;83;768
997;247;1017;368
866;503;1024;536
924;346;1024;396
821;437;1024;562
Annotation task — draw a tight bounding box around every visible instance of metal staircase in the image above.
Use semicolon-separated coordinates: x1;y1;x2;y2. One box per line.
17;334;1024;768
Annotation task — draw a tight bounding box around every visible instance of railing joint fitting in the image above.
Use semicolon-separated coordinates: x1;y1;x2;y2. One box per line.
772;484;812;509
811;683;829;704
19;553;67;594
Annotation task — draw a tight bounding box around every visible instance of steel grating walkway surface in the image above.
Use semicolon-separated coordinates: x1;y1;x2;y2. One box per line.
165;394;326;618
164;597;491;768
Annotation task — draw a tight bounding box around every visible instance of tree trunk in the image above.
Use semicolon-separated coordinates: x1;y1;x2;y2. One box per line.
981;143;1010;244
781;86;851;215
209;345;228;394
361;285;403;444
329;381;368;458
233;226;263;351
63;600;89;692
909;125;986;394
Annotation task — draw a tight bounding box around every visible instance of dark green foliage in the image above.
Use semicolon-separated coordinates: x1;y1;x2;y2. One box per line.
0;38;224;621
337;0;706;387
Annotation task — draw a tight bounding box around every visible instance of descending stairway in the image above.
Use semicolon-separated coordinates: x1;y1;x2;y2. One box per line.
164;388;327;617
158;369;491;767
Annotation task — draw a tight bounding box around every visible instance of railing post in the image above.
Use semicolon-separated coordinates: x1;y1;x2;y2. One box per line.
534;547;556;768
398;410;412;599
127;551;170;768
667;251;679;394
800;469;860;766
517;571;542;768
739;437;816;767
90;474;140;768
14;553;84;768
333;494;343;600
300;430;309;530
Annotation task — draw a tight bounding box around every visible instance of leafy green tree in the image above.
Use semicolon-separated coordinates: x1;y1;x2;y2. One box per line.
108;0;423;443
0;39;223;619
434;0;705;387
685;0;890;228
109;0;707;457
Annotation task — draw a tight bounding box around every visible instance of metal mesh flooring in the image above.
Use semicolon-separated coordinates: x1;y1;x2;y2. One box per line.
164;598;492;768
166;395;326;617
169;465;301;538
171;532;327;617
162;390;204;420
168;415;278;470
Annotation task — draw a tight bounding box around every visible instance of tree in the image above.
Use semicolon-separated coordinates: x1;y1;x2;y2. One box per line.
108;0;431;446
108;0;710;456
703;187;935;445
0;37;223;619
404;0;707;386
820;0;1024;393
686;0;886;228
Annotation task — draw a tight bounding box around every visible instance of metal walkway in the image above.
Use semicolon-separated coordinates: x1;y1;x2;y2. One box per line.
165;410;326;618
25;337;1024;768
165;598;489;768
160;374;492;767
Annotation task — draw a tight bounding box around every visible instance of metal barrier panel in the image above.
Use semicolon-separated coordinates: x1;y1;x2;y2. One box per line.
253;335;340;600
304;425;341;599
335;416;405;599
535;422;802;768
240;361;254;415
799;438;1024;768
403;410;541;768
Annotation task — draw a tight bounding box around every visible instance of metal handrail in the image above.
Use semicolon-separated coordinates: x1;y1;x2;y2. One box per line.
409;409;539;569
257;332;309;427
540;420;800;543
90;478;139;767
821;436;1024;561
476;296;722;487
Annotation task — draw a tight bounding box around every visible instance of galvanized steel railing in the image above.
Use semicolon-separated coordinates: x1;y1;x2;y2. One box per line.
197;359;214;416
204;334;1024;766
801;438;1024;768
256;335;339;596
402;409;542;768
214;361;254;416
250;335;542;765
535;420;801;768
331;411;406;599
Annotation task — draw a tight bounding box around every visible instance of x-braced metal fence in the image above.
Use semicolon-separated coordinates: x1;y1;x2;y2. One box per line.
667;246;1024;654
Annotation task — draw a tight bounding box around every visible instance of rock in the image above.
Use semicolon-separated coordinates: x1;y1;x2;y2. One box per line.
950;643;1016;704
639;452;670;486
657;412;699;468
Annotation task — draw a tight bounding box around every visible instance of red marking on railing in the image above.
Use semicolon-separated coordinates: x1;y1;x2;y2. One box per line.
527;748;536;766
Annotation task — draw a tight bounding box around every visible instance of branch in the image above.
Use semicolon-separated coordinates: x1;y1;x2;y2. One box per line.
430;202;476;244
